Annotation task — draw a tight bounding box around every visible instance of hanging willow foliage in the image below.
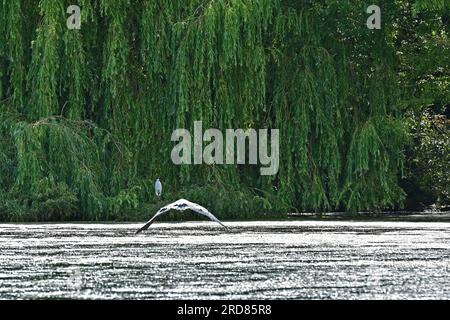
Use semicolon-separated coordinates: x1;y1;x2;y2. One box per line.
0;0;430;221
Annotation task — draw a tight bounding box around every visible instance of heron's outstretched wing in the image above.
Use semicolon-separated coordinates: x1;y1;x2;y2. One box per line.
184;200;227;228
135;205;171;234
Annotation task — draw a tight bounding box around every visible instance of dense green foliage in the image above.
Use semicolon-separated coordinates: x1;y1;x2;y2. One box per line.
394;1;450;209
0;0;448;221
403;110;449;208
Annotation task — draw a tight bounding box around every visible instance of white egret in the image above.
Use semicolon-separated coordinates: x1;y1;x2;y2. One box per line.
136;199;226;233
155;178;162;197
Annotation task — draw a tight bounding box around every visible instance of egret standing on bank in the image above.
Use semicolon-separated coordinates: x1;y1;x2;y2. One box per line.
155;178;162;197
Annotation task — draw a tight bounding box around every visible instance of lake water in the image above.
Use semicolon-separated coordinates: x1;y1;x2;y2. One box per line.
0;221;449;299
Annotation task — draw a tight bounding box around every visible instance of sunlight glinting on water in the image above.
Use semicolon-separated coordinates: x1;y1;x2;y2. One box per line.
0;221;449;299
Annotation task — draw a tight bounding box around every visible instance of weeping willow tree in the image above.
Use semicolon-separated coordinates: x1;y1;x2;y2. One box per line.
0;0;445;221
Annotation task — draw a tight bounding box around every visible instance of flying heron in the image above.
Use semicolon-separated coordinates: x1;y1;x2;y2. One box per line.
136;199;227;234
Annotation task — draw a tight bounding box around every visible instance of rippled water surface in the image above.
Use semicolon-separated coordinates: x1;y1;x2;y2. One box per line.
0;221;449;299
